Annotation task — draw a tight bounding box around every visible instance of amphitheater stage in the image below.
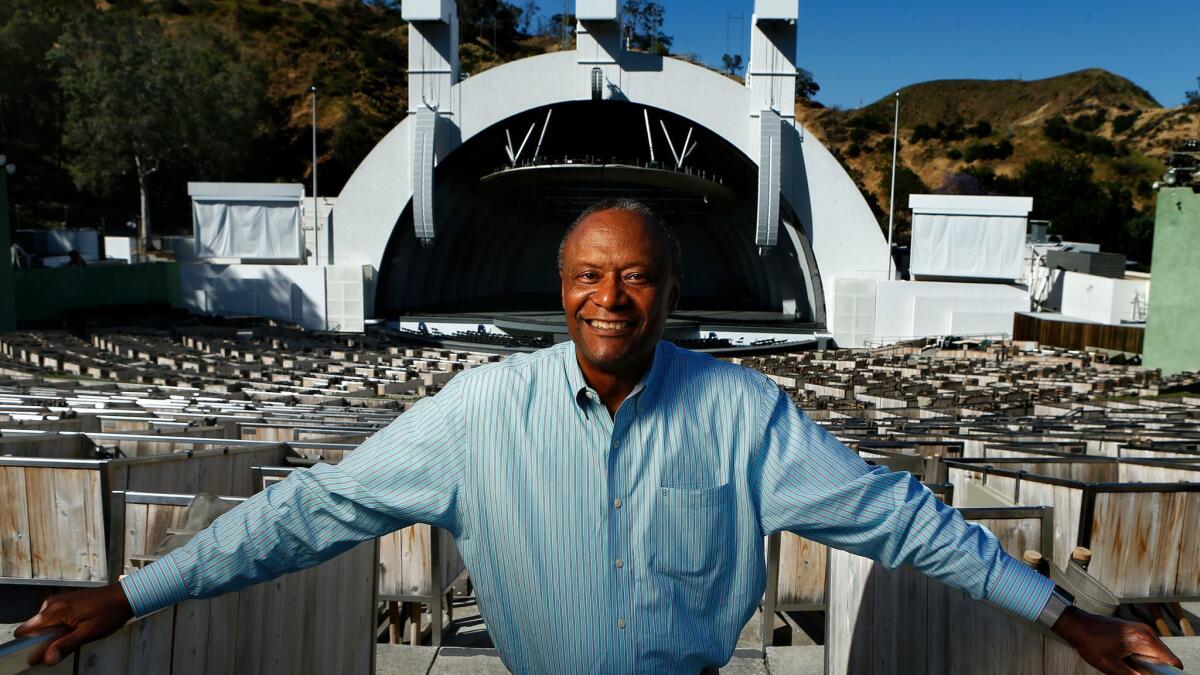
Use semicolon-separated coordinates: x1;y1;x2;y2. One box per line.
387;311;831;355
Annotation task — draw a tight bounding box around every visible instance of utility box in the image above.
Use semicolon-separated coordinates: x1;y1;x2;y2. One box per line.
754;0;799;21
576;0;620;21
402;0;453;22
1044;250;1126;279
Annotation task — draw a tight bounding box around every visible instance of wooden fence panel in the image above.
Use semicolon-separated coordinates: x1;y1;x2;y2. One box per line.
76;623;132;675
827;546;1098;674
170;596;211;675
1089;491;1190;599
0;434;91;460
125;609;173;675
400;524;432;597
1013;312;1144;353
24;467;61;580
775;533;827;607
1175;492;1200;597
1117;461;1200;484
950;466;1081;570
0;465;32;577
1016;481;1082;568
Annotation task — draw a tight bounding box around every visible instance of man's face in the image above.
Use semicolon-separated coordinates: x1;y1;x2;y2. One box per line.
560;209;679;375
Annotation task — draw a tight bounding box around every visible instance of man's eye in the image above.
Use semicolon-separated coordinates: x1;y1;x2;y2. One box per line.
578;271;598;281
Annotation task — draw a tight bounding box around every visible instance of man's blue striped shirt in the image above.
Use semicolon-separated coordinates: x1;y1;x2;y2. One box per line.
122;340;1054;673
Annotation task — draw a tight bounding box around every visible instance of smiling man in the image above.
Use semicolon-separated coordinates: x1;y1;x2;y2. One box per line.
18;199;1182;674
558;201;680;416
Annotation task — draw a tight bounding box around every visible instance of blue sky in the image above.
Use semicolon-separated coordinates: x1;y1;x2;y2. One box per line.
535;1;1199;109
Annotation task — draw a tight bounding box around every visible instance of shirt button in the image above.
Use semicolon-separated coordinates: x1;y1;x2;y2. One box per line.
612;441;619;449
617;618;626;629
613;498;623;509
615;558;623;568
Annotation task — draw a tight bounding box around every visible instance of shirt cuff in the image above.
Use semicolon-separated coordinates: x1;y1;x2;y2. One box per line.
985;553;1056;622
119;552;191;617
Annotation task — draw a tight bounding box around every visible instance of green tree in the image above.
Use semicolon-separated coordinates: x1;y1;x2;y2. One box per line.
621;1;672;54
721;53;742;76
1186;77;1199;106
1017;157;1148;262
1112;112;1140;134
0;1;88;214
515;0;540;33
458;0;523;46
795;68;819;100
52;13;265;250
878;159;929;241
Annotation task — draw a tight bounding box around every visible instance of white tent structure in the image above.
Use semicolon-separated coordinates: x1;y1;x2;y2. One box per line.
181;183;370;332
189;182;305;263
908;194;1032;281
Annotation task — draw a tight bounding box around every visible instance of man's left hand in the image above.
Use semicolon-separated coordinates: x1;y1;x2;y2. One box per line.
1052;606;1183;674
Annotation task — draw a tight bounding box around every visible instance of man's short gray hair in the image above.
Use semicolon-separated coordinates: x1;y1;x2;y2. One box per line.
556;198;683;277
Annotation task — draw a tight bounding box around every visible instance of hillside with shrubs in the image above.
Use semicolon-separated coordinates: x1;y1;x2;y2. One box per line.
3;1;1196;266
796;69;1200;265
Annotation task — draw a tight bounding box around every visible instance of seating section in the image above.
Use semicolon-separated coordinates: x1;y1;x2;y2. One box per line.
2;324;1198;672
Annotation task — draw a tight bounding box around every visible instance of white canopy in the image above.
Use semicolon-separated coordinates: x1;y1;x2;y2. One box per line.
189;182;304;262
908;195;1033;281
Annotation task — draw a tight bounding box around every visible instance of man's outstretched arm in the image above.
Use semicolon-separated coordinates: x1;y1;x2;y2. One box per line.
748;382;1181;675
17;388;466;666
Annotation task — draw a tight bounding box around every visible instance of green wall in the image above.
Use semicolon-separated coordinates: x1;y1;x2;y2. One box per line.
1143;187;1200;375
13;263;182;326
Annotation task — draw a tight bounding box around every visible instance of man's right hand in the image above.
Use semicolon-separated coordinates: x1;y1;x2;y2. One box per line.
1053;606;1183;675
14;583;134;667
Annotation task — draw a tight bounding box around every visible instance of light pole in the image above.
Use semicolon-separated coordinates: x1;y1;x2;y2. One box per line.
885;92;900;281
0;154;17;330
311;85;319;265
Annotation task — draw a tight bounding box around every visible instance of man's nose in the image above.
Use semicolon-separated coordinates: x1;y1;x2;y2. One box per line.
592;275;628;309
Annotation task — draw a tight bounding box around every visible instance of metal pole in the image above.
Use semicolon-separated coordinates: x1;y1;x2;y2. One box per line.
0;156;15;330
311;85;319;265
643;110;656;163
561;0;567;48
885;92;899;281
532;109;553;161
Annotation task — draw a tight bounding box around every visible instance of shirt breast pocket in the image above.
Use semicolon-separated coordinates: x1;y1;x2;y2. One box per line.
651;483;735;580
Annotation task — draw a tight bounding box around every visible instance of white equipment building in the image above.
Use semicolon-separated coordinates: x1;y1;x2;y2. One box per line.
181;182;370;332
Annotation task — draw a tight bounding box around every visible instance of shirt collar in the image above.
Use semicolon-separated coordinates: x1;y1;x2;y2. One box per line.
565;340;671;410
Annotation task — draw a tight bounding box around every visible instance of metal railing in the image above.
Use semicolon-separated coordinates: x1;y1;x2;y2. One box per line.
0;629;66;675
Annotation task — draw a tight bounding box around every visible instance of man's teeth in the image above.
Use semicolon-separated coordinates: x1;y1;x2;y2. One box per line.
589;320;632;330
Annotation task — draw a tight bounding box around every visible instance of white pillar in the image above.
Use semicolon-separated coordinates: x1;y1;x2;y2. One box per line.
404;0;459;116
749;3;797;252
575;0;622;100
404;0;461;244
747;1;798;120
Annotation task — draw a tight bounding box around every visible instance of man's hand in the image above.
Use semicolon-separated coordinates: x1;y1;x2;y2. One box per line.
1053;606;1184;674
14;583;134;667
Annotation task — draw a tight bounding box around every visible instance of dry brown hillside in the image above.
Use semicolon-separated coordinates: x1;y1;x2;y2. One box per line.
796;69;1200;236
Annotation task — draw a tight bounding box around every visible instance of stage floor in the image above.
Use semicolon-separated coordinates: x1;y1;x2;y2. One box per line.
387;311;831;355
